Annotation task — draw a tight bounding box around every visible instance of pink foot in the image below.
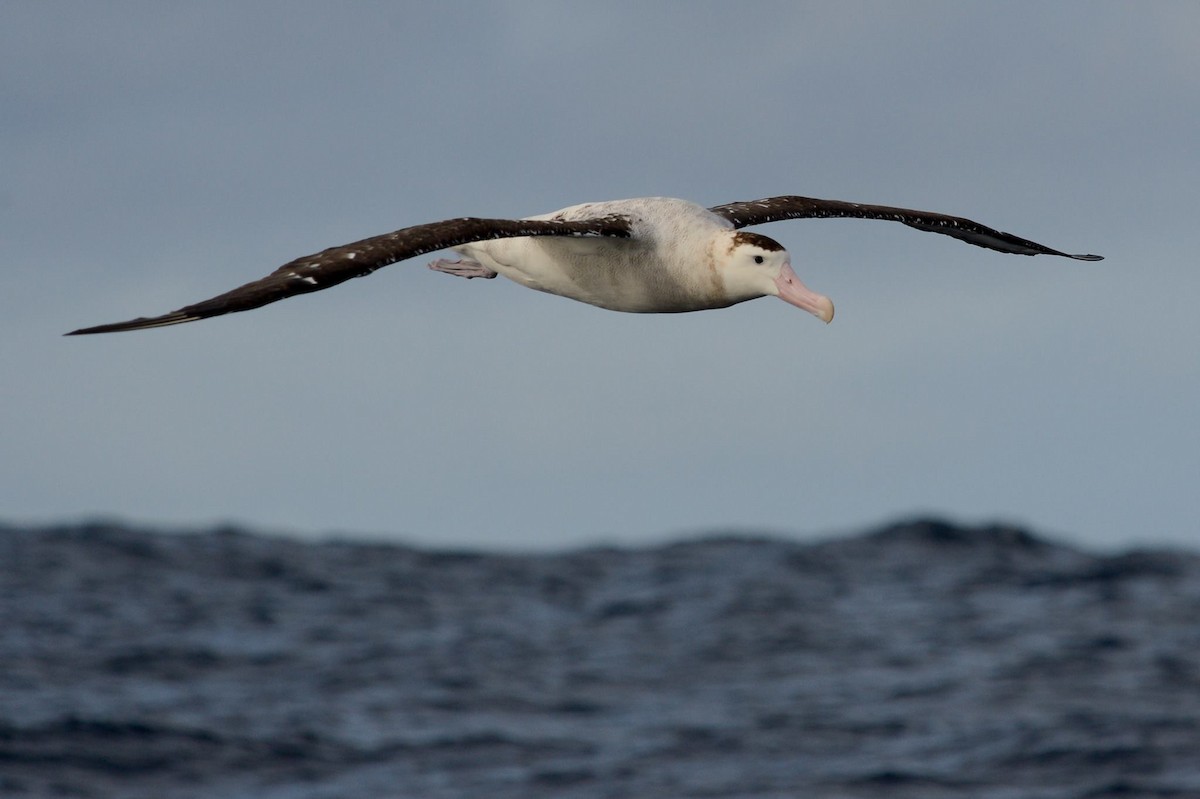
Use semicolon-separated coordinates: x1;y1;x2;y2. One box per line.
427;258;497;279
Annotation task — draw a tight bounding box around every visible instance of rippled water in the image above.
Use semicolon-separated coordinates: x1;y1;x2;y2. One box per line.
2;519;1198;798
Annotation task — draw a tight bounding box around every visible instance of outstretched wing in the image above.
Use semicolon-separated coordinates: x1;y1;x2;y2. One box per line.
66;214;632;335
707;196;1102;261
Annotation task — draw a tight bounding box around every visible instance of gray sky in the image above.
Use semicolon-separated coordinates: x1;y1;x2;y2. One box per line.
4;2;1197;551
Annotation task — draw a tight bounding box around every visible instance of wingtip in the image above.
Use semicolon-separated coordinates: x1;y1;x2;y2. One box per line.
64;312;198;336
1073;253;1104;261
64;323;132;336
63;323;122;336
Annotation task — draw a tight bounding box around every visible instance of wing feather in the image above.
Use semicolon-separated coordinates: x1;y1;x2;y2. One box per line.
66;215;631;334
707;196;1102;261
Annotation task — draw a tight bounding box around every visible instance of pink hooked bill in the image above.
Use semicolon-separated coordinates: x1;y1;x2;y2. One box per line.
774;262;835;323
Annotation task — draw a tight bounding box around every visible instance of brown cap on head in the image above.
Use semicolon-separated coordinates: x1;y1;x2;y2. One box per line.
731;231;785;252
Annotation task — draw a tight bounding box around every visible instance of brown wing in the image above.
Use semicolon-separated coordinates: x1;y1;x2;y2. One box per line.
707;196;1102;261
66;214;632;335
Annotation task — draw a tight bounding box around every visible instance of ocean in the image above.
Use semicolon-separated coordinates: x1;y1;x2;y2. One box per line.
2;519;1198;798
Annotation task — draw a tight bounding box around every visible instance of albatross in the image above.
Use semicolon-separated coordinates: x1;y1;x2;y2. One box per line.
66;195;1102;335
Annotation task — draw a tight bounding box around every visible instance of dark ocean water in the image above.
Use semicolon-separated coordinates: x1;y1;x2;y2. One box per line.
2;519;1198;798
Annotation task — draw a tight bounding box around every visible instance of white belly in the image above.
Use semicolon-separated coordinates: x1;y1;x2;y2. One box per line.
454;198;734;313
459;238;673;312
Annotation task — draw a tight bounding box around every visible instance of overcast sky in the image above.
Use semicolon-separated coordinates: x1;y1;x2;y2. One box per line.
3;2;1197;551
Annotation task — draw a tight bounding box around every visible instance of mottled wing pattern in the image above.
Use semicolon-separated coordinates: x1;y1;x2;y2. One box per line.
67;215;632;335
708;196;1103;261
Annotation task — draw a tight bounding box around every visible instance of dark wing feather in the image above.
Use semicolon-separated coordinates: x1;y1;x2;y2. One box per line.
708;196;1102;261
66;215;632;335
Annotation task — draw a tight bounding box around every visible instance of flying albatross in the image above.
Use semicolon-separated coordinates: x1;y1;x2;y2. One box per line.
66;195;1102;335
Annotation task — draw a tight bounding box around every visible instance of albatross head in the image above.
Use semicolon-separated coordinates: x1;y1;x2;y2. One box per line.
722;231;835;323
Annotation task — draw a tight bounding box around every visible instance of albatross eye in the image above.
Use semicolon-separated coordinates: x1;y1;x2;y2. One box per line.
753;255;764;264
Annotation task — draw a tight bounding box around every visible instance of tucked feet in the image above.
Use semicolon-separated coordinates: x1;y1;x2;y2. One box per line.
427;258;498;279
